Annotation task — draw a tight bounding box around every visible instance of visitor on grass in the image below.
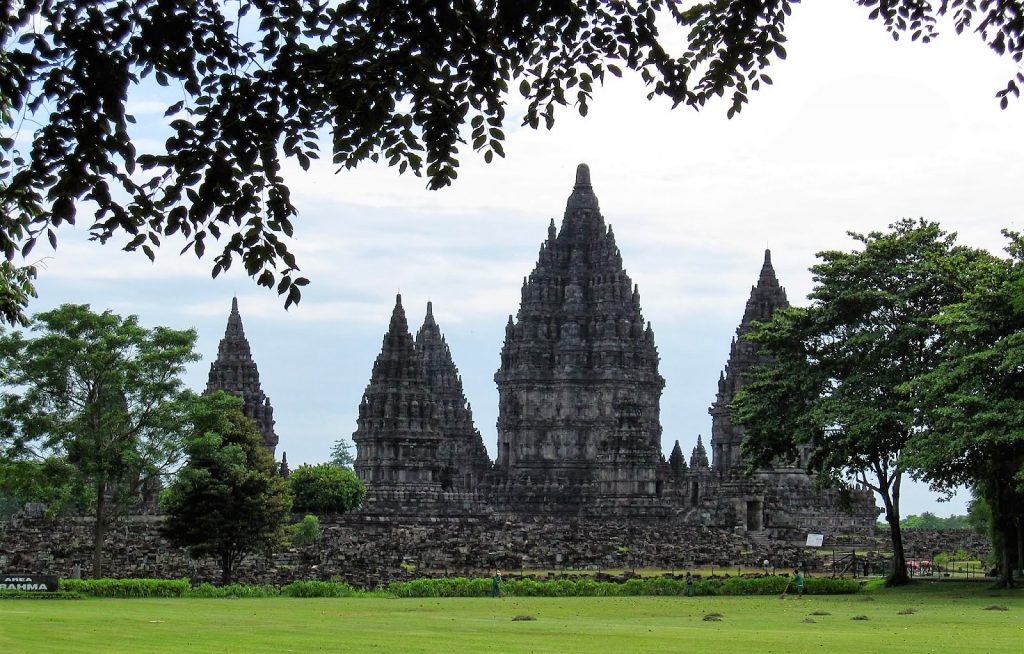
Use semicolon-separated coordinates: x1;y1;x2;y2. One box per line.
794;568;804;598
492;570;503;597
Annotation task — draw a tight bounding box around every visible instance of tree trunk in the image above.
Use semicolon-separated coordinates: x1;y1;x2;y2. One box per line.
1015;516;1022;580
92;478;106;579
990;479;1016;589
881;491;909;586
221;551;233;586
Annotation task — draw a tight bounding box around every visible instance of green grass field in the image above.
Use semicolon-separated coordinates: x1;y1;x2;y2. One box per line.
1;581;1020;653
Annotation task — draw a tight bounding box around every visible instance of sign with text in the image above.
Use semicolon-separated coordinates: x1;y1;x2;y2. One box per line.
0;574;59;592
806;534;825;548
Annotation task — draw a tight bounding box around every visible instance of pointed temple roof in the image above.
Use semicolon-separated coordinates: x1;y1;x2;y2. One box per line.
708;250;790;474
415;302;490;488
690;435;710;469
353;295;442;493
668;439;687;476
497;163;661;383
205;297;279;456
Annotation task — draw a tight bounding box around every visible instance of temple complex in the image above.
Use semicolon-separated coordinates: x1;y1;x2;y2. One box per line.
205;297;279;456
350;163;879;538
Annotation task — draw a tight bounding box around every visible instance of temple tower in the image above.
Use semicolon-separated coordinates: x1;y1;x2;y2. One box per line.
205;297;279;456
353;295;444;504
494;164;664;514
415;302;491;491
708;250;789;477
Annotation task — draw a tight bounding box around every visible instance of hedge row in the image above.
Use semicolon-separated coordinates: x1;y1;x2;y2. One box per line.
52;575;860;599
59;578;360;598
388;575;860;598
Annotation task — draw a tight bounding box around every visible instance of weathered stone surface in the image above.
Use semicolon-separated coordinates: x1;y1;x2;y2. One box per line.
205;297;279;456
492;163;665;515
353;294;449;513
0;508;987;586
416;302;491;492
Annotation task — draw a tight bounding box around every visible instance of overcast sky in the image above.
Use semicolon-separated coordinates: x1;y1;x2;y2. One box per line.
18;3;1024;517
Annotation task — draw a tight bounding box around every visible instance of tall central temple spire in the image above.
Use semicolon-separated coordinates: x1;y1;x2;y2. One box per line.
494;164;664;515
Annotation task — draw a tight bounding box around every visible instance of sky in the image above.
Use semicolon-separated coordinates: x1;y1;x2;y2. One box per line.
17;3;1024;517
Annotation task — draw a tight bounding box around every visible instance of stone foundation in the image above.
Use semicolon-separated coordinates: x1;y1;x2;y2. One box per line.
0;510;989;587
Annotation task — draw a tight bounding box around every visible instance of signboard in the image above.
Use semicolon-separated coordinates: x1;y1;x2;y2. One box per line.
805;533;825;548
0;574;59;592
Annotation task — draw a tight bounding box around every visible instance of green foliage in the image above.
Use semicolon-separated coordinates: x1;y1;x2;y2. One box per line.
0;261;36;328
288;514;321;547
0;304;198;577
734;220;991;585
3;3;1020;324
387;575;857;598
0;458;90;519
160;392;293;585
908;234;1024;587
0;590;81;600
281;580;359;598
900;513;971;530
188;582;280;598
966;493;992;536
60;578;191;598
289;463;365;514
329;438;355;470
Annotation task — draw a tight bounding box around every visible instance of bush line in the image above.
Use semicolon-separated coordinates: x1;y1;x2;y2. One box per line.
52;575;858;598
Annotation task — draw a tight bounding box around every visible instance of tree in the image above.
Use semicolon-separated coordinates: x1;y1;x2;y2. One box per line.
733;219;990;585
330;437;355;470
0;303;197;577
289;463;366;515
161;392;292;585
3;2;1021;325
911;237;1024;587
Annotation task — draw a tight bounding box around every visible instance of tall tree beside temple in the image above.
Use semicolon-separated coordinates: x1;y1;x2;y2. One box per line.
205;298;279;456
733;220;990;585
161;392;291;585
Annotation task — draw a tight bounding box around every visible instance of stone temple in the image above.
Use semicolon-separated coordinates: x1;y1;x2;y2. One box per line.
349;164;878;539
205;297;279;457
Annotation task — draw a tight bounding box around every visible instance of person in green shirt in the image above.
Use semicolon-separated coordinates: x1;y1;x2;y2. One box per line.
794;569;804;598
492;570;503;597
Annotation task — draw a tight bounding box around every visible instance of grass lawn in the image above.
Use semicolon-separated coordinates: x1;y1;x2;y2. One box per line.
0;581;1020;653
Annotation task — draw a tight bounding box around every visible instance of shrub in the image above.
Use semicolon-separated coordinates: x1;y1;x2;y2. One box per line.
187;582;280;598
282;580;359;598
60;578;191;598
289;514;321;547
289;464;366;514
803;576;860;595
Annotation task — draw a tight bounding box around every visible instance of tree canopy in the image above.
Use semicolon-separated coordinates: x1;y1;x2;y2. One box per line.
733;219;992;585
2;1;1021;324
0;303;198;576
161;391;292;585
289;462;366;514
910;234;1024;586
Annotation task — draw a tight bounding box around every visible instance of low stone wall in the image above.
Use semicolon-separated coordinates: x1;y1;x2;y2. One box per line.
0;512;990;587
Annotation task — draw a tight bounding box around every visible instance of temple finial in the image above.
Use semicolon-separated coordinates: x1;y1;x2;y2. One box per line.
574;163;592;189
764;249;772;266
231;296;239;314
566;163;600;211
